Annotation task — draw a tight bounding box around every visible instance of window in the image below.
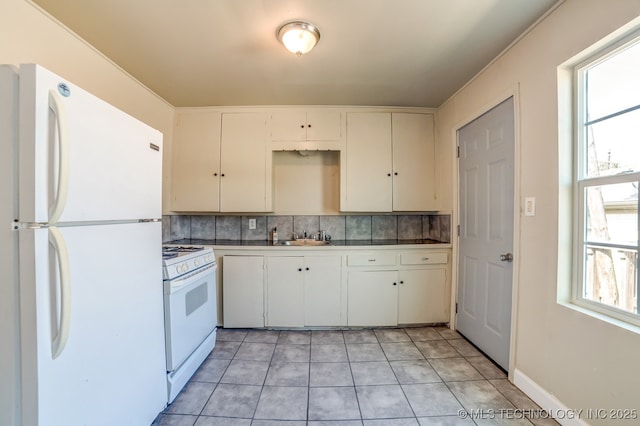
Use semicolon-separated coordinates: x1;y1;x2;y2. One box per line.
573;35;640;325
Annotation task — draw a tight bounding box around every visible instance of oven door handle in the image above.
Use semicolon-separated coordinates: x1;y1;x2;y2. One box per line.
168;263;217;293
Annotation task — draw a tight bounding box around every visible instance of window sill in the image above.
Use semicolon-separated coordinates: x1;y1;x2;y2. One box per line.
558;300;640;335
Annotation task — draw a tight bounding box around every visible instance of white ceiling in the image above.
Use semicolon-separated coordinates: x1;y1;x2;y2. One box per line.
33;0;560;108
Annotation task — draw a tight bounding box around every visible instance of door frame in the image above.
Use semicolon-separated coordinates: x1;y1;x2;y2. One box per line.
450;85;522;379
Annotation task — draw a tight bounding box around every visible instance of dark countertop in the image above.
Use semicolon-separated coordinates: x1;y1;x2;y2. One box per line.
165;238;448;247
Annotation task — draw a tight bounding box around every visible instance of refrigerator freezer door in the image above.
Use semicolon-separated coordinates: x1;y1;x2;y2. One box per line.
18;64;163;224
19;222;166;425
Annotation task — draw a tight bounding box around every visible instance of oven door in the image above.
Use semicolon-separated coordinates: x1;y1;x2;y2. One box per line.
164;262;217;371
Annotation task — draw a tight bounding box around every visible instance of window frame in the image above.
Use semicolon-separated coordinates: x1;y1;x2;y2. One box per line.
572;33;640;326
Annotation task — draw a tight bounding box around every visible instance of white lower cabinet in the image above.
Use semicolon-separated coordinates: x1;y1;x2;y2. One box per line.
220;249;449;329
304;256;342;326
266;256;305;327
347;270;399;326
266;255;342;327
347;251;449;326
398;268;448;324
222;255;265;328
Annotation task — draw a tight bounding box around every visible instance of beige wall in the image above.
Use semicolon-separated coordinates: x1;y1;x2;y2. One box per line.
1;0;175;213
436;0;640;421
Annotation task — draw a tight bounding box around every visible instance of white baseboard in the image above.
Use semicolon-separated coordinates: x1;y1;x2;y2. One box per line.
513;369;588;426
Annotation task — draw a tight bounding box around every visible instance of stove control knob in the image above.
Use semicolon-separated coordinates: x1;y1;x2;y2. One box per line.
194;259;200;267
182;262;188;271
175;265;181;273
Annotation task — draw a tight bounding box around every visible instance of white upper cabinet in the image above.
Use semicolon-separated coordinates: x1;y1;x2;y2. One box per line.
269;109;343;149
171;111;221;212
343;112;393;212
392;113;436;211
171;111;272;212
170;107;435;214
220;113;272;212
342;112;435;212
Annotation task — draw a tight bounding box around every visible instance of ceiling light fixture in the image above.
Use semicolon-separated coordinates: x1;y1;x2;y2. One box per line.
276;21;320;56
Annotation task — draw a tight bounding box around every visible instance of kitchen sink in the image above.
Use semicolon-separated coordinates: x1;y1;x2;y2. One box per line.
279;239;330;246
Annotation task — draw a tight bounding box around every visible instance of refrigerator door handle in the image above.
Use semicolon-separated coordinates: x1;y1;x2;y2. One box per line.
49;226;71;359
48;89;70;225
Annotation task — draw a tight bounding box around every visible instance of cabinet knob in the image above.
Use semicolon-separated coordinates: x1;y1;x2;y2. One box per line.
213;172;218;176
300;124;305;128
308;124;311;128
400;280;404;284
298;268;303;272
221;173;225;177
393;282;397;286
306;267;310;271
394;172;398;176
387;173;391;177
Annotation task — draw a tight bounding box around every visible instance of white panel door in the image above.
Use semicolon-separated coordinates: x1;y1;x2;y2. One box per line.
19;64;162;224
344;112;392;211
457;97;514;370
19;222;166;426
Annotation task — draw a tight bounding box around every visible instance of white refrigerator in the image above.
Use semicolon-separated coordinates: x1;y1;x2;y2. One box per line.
0;64;167;425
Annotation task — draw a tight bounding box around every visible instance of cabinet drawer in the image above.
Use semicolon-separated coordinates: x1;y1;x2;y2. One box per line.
400;252;448;265
347;254;397;266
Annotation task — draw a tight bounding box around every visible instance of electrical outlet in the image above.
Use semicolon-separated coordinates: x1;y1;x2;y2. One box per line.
248;218;257;230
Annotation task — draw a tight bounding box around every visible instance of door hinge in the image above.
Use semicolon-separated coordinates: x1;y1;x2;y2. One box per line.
457;146;460;158
457;225;460;237
455;302;458;314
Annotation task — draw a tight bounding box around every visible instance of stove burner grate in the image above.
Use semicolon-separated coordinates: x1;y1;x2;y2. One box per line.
163;246;205;254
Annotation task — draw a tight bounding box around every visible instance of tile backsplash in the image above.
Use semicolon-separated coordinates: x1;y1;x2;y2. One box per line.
164;214;451;243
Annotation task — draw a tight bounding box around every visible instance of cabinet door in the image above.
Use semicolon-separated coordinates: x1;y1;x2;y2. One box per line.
220;113;271;212
305;256;342;326
270;110;307;141
398;268;447;324
343;113;393;211
223;256;264;328
392;113;436;211
266;256;305;327
347;270;398;326
171;111;221;211
306;110;342;141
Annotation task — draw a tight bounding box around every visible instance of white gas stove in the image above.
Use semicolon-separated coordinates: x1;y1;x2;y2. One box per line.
162;246;215;281
161;245;217;403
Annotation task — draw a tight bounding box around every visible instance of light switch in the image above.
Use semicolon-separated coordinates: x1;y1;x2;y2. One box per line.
524;197;536;217
248;218;257;230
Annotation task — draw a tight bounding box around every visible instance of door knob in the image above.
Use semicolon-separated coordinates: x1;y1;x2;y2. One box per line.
499;253;513;262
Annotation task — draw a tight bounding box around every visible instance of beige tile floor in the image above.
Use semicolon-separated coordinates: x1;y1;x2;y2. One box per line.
153;327;558;426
